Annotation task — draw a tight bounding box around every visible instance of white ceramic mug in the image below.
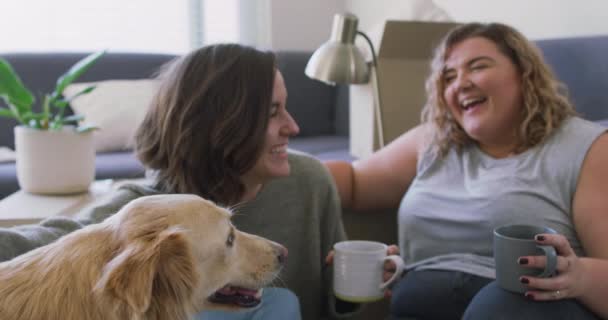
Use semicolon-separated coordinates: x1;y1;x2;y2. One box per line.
333;240;405;303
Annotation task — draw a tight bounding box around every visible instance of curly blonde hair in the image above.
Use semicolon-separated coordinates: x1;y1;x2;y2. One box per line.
421;22;576;156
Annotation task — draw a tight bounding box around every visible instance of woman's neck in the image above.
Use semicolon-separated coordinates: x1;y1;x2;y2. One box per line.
477;141;519;158
239;182;263;203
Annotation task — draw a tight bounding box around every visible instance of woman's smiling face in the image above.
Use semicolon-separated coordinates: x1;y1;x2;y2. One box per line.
442;36;524;156
241;70;299;186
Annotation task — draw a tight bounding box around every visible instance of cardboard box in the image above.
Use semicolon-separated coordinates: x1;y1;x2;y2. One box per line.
350;21;461;158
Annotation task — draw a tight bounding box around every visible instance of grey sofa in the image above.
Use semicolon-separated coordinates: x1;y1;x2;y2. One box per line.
0;51;353;199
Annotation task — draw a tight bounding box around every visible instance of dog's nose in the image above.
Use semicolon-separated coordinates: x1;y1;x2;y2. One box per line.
277;246;288;265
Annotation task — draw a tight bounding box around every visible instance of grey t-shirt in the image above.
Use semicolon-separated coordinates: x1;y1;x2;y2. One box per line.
398;117;606;278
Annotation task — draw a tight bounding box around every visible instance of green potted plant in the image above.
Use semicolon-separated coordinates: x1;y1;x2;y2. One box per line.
0;51;105;195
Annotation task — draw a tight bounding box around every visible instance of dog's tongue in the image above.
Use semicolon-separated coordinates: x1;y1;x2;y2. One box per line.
217;286;257;296
217;286;237;295
209;286;262;308
235;287;258;296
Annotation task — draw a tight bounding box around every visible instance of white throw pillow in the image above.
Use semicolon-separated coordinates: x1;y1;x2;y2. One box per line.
0;146;16;163
63;79;159;152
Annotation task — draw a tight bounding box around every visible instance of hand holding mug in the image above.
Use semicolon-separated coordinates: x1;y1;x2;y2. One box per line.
332;241;404;303
326;244;400;280
381;245;400;297
494;224;558;293
518;233;585;301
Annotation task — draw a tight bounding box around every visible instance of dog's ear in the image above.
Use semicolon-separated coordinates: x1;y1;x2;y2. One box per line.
95;228;198;316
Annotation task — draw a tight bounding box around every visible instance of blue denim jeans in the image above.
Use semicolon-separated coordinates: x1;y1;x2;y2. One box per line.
463;281;600;320
196;288;301;320
388;270;599;320
389;269;491;320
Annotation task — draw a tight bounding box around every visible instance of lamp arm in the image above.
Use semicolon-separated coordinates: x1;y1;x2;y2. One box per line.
357;31;385;148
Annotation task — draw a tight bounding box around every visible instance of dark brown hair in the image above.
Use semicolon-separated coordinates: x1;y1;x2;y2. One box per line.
422;22;576;156
135;44;277;206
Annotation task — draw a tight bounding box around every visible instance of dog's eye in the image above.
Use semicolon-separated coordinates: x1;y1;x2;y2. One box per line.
226;233;235;247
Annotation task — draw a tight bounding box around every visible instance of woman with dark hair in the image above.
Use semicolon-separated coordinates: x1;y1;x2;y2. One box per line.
134;44;347;320
326;22;608;319
0;44;350;320
136;44;283;207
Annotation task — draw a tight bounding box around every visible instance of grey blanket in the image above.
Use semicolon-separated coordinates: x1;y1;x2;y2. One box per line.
0;217;83;261
0;183;151;262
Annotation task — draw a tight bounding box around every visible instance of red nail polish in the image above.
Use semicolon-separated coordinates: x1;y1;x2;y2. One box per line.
525;293;535;300
536;235;545;241
518;257;529;265
520;277;529;284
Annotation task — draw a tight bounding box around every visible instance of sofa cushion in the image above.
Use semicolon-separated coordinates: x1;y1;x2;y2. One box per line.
0;163;19;198
64;79;159;152
0;52;176;149
289;136;353;161
94;152;145;180
536;36;608;121
0;147;16;163
276;52;338;137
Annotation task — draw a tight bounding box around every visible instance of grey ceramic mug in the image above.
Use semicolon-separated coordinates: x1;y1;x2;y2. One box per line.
493;224;558;293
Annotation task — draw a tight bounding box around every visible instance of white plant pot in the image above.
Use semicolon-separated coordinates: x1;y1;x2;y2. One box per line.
14;126;95;195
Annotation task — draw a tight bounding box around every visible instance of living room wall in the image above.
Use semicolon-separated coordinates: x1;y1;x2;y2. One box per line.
345;0;608;40
266;0;345;50
267;0;608;51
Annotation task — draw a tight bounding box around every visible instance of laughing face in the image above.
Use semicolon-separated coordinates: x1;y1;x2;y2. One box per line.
241;70;299;186
442;36;524;156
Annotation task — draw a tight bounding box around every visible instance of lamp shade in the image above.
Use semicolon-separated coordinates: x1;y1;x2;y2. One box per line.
305;13;370;85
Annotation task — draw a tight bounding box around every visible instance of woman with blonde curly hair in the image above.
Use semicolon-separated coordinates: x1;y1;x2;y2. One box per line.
326;22;608;319
423;22;576;157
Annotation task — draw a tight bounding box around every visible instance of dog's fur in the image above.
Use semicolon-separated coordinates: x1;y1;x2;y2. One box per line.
0;194;285;320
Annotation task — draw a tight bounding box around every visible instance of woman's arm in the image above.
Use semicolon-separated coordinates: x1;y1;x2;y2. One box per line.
576;257;608;319
325;125;426;211
572;132;608;317
520;235;608;319
506;133;608;318
324;160;355;209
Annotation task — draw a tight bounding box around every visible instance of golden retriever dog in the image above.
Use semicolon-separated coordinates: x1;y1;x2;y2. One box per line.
0;194;286;320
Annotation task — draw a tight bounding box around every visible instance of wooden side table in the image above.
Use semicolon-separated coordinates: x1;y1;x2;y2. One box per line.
0;179;142;228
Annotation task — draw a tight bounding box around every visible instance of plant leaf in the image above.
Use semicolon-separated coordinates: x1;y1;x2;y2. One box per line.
28;119;42;129
0;59;34;115
52;50;106;98
22;112;46;120
53;99;69;108
76;125;99;133
53;85;95;110
22;112;47;129
62;114;85;123
0;108;15;118
65;85;96;102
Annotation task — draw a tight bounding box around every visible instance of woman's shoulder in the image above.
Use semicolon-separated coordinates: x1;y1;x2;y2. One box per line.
285;150;334;183
532;116;607;171
562;116;606;130
550;116;606;145
287;150;326;170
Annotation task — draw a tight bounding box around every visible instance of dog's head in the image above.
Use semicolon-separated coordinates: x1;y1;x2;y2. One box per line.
94;194;286;319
